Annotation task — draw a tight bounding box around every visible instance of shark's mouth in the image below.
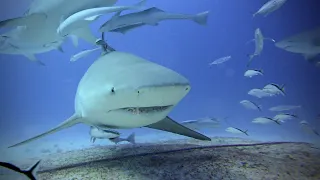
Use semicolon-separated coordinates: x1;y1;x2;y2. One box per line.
117;105;173;114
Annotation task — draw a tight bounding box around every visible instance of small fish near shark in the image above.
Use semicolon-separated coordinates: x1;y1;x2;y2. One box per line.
0;160;41;180
8;51;210;148
99;7;209;34
89;126;136;144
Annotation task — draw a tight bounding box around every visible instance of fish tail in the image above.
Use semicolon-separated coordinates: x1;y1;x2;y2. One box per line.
126;132;136;144
22;160;41;180
90;137;96;143
244;130;249;136
193;11;209;25
247;54;255;67
275;120;281;125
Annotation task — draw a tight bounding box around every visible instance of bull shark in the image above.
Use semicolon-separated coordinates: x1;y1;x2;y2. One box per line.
99;7;209;33
0;0;118;64
275;27;320;60
8;51;210;148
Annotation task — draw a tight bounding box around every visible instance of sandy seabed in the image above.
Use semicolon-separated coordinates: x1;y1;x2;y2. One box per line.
3;137;318;180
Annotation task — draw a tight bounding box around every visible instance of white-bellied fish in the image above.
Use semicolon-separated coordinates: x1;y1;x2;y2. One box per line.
99;7;209;33
253;0;287;17
269;105;301;112
248;88;275;98
252;117;281;125
273;113;298;123
247;28;275;67
209;55;231;66
262;83;285;96
240;100;262;111
275;26;320;60
70;47;100;62
8;51;211;148
244;69;264;78
57;0;146;37
0;160;40;180
225;127;249;136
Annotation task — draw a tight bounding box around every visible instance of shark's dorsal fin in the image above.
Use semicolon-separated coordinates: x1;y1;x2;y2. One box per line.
144;7;164;13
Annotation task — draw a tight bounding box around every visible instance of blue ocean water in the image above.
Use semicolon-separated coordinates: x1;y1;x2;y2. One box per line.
0;0;319;158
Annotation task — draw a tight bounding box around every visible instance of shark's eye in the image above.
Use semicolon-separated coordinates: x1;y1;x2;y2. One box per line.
111;87;115;93
185;87;189;91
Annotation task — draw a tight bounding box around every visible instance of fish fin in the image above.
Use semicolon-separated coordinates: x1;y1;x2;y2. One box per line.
22;160;41;180
132;0;147;9
8;114;81;148
126;133;136;144
257;105;263;112
71;26;97;45
69;35;79;47
303;53;318;60
246;54;255;67
264;37;276;43
0;13;47;28
84;15;101;21
24;54;45;66
244;130;249;136
57;46;64;53
245;39;255;45
145;116;211;141
90;137;96;143
193;11;209;26
111;11;122;20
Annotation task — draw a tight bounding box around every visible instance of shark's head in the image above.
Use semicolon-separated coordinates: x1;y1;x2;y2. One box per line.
76;51;191;128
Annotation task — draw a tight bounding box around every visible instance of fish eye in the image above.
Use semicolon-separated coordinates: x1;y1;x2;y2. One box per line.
185;87;189;91
111;87;115;93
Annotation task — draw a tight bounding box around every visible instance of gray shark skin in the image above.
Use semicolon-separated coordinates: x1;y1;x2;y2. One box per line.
8;51;210;148
275;27;320;60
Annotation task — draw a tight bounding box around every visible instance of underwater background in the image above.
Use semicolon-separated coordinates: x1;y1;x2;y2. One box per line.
0;0;320;179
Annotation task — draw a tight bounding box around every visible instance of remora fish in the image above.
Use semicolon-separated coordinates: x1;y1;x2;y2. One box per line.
253;0;287;17
0;160;40;180
252;117;281;125
70;47;100;62
225;127;249;136
8;51;210;148
0;0;118;63
247;28;275;67
99;7;209;33
89;126;135;144
57;0;146;36
269;105;301;112
262;83;285;96
244;69;264;78
275;27;320;60
240;100;262;111
248;88;275;98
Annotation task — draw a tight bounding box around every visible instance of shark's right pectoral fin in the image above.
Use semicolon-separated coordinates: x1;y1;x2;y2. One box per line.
8;114;81;148
0;13;47;28
145;116;211;141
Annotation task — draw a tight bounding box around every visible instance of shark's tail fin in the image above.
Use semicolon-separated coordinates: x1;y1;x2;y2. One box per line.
244;130;249;136
126;132;136;144
8;114;81;148
23;160;41;180
193;11;209;25
90;137;96;143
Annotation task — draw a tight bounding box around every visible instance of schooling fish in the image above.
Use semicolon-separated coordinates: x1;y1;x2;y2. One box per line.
225;127;249;136
269;105;301;112
0;160;40;180
209;55;231;66
244;69;264;78
248;88;275;98
262;83;286;96
247;28;275;67
99;7;209;33
252;117;281;125
273;113;298;123
240;100;262;111
253;0;287;17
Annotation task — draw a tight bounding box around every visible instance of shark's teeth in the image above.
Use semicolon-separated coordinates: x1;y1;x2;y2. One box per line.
119;105;173;114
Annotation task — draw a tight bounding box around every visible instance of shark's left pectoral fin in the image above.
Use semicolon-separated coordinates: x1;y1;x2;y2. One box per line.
71;26;97;45
145;116;211;141
24;54;46;66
